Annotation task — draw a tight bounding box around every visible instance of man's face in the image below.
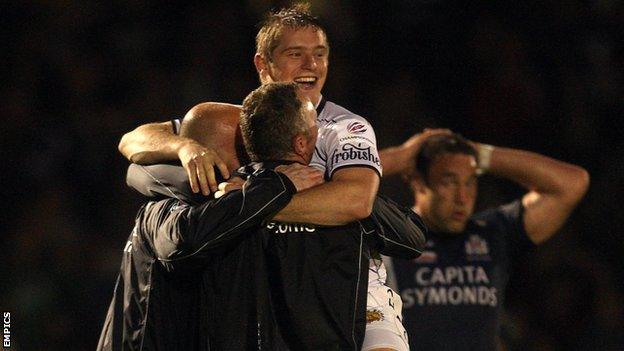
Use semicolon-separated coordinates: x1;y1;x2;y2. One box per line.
261;26;329;106
415;153;478;233
300;98;318;163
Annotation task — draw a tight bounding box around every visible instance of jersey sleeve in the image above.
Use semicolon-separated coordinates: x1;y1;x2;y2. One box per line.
172;118;182;134
126;164;202;204
312;116;382;178
361;194;427;259
137;169;297;274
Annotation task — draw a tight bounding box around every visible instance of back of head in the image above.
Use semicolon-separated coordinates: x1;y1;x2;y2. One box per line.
256;3;328;62
179;103;245;171
413;133;478;182
240;82;306;161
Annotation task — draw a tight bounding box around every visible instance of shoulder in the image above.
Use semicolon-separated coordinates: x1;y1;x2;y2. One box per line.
185;102;241;124
467;200;525;238
321;101;372;127
471;201;522;223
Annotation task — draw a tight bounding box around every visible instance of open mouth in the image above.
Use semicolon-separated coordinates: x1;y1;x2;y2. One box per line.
294;76;317;89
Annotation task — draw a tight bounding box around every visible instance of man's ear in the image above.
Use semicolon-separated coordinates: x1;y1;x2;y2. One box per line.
410;175;427;195
254;53;270;83
292;133;307;158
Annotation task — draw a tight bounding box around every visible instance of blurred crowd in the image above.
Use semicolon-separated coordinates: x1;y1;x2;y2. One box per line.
1;1;622;349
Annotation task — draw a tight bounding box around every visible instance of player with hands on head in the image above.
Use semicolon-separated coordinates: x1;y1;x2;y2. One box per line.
380;130;589;351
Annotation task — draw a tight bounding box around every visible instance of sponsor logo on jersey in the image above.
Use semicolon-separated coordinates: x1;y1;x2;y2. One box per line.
347;121;367;134
338;135;374;144
400;265;498;307
266;222;316;234
366;309;385;323
465;235;490;261
331;143;381;166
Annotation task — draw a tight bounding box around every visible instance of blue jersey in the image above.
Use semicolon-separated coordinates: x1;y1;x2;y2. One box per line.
390;201;534;350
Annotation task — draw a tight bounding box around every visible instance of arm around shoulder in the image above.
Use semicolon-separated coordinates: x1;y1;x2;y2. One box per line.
118;121;188;164
273;167;379;225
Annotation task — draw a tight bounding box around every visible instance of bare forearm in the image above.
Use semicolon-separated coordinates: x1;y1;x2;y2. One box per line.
484;144;589;243
273;168;379;225
379;145;412;176
118;122;192;164
486;146;589;201
273;182;374;225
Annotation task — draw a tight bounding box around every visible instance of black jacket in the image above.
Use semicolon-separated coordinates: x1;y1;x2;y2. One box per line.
97;167;296;350
98;163;426;350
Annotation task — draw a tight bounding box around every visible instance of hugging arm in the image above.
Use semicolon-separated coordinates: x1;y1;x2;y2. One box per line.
363;195;427;259
138;169;297;273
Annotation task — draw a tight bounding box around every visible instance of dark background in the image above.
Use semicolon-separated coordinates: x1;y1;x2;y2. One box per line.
1;1;622;350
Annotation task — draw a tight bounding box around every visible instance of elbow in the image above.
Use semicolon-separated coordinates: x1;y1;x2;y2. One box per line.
118;132;132;160
118;132;146;163
349;197;375;220
119;132;150;164
568;167;590;204
577;168;590;195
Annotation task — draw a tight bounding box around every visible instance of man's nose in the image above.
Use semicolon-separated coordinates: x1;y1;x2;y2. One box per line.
302;53;317;70
455;186;469;204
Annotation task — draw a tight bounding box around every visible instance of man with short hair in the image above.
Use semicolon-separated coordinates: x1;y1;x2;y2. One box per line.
117;4;412;351
380;132;589;350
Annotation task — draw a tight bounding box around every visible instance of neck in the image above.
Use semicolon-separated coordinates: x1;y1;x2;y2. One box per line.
283;153;307;165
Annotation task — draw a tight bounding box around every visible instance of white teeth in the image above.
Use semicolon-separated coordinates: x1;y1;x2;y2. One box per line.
295;77;316;83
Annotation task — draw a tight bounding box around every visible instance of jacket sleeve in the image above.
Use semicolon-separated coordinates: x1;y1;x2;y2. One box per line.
362;194;427;259
138;168;297;273
126;164;204;204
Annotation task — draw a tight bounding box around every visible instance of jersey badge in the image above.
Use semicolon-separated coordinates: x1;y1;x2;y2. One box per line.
465;235;490;261
347;121;367;134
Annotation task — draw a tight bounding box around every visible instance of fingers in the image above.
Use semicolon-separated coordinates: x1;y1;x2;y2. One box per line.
405;128;453;149
184;160;200;194
197;155;216;195
214;179;243;198
180;145;231;195
277;164;325;192
215;158;230;181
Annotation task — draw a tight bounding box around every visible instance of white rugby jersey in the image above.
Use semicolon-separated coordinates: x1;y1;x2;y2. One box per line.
310;99;383;178
312;98;388;288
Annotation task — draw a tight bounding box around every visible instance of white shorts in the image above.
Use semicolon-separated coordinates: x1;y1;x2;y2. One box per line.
361;285;410;351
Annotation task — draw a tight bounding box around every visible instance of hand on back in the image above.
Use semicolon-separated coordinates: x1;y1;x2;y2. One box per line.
178;141;230;196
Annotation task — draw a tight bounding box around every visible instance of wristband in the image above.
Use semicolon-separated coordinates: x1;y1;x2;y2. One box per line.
477;144;494;174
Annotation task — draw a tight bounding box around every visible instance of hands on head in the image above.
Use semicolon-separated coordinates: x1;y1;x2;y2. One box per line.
402;128;454;156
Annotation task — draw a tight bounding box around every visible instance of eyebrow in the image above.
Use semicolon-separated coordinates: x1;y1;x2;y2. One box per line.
281;45;328;52
440;172;477;181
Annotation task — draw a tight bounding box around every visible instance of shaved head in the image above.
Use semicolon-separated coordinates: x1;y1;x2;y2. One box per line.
180;103;248;171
